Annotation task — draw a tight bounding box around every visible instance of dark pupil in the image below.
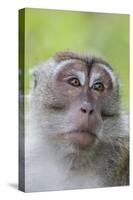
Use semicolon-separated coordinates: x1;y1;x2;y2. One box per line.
97;84;102;89
94;83;103;90
72;79;79;86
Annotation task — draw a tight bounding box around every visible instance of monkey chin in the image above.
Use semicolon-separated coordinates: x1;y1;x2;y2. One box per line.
64;130;96;148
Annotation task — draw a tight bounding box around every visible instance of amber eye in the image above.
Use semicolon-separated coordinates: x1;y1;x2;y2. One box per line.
68;78;80;87
92;82;104;91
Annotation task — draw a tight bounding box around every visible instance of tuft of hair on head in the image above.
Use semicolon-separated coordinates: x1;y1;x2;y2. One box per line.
54;50;94;66
54;50;113;71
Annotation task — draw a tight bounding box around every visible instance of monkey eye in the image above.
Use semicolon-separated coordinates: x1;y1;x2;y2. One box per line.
92;82;104;91
68;78;81;87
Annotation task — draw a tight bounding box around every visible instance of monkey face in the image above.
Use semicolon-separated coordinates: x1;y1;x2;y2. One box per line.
33;59;118;149
31;54;119;151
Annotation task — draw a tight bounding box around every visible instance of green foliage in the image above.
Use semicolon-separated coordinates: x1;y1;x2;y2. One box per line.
24;8;129;110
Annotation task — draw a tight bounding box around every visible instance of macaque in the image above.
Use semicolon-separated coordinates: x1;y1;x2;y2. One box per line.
25;51;129;192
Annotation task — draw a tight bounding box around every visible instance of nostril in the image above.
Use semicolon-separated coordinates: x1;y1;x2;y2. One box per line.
81;107;94;114
89;109;94;115
81;108;87;113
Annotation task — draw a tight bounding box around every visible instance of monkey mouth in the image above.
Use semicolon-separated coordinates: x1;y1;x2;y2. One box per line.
64;129;96;146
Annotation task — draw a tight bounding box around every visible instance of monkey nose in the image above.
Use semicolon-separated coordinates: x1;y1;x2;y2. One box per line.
80;106;94;115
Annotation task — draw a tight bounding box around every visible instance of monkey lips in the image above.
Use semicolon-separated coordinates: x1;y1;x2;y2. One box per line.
64;130;96;146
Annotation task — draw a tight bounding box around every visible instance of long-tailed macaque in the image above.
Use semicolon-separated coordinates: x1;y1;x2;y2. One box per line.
25;51;129;192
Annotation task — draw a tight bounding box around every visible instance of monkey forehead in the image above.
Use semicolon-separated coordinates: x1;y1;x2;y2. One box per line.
53;59;87;74
90;63;118;88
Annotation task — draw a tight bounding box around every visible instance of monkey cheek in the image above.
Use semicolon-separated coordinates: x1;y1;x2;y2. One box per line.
64;132;96;147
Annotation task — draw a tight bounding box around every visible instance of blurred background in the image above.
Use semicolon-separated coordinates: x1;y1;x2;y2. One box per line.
24;8;129;110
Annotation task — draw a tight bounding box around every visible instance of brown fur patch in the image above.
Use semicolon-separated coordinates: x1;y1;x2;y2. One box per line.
54;51;113;70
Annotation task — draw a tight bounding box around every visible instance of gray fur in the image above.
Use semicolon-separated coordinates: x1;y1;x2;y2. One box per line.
25;51;129;192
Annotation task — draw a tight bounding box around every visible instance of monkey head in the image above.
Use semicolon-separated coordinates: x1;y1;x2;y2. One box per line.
30;51;119;154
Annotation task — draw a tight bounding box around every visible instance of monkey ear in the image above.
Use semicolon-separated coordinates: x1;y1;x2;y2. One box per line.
30;68;39;90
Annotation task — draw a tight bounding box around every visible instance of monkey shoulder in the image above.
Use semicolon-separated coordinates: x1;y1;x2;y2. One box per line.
98;136;129;186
